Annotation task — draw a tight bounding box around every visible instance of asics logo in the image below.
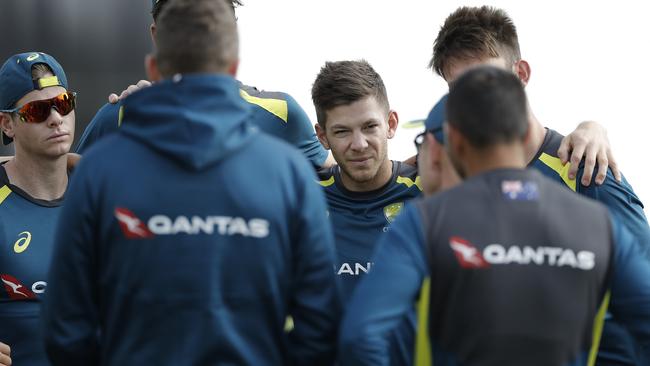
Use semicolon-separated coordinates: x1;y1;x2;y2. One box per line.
13;231;32;253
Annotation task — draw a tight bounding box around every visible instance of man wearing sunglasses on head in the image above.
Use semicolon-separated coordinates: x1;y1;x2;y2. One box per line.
0;51;76;366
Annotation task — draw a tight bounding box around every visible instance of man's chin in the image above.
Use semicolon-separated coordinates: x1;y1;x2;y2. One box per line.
341;167;376;184
43;148;72;160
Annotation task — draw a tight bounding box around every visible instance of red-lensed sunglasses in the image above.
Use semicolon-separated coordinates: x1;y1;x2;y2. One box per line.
1;91;76;123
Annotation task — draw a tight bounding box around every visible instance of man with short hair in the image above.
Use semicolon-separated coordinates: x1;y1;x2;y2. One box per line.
431;6;619;185
430;7;650;364
312;59;420;365
0;51;76;366
42;1;340;364
339;65;650;366
76;0;335;169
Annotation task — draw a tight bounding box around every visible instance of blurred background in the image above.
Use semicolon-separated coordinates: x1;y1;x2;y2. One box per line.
1;0;649;214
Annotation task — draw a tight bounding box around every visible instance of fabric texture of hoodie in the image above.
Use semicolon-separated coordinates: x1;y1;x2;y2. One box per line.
42;74;341;365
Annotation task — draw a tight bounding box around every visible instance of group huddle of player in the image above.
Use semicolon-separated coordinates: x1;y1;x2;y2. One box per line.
1;0;649;365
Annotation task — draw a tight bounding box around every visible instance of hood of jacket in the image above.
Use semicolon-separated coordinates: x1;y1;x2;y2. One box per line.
120;74;256;171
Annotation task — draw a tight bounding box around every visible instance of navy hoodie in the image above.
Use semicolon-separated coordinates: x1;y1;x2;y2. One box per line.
42;74;341;365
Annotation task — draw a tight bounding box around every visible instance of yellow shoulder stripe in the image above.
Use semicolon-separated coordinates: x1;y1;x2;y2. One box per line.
538;153;576;192
117;105;124;127
415;277;432;365
0;185;12;205
319;176;335;187
397;176;423;191
588;291;611;366
240;89;288;123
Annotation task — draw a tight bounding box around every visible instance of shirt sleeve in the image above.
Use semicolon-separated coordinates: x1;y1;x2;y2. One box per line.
338;203;428;366
285;94;329;168
609;216;650;362
75;102;122;154
41;159;100;365
287;155;342;365
578;169;650;259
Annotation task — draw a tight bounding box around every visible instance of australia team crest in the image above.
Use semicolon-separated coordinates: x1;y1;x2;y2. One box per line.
383;202;404;224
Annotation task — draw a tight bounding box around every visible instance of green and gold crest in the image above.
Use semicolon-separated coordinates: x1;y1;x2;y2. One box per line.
383;202;404;224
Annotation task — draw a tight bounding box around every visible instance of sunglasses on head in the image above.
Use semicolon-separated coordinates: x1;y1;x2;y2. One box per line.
2;91;76;123
414;126;443;151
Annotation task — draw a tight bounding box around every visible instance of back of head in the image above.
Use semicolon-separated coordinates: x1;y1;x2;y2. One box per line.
430;6;520;79
152;0;242;22
311;60;389;128
447;66;528;148
155;0;238;77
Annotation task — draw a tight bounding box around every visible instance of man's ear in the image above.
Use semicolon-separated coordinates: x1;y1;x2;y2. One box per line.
227;59;239;77
386;110;399;139
315;123;330;150
514;59;531;87
145;54;162;82
150;23;157;47
0;113;15;141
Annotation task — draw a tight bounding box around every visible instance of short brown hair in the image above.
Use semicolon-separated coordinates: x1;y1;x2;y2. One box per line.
448;66;528;148
311;60;389;127
31;63;54;80
155;0;238;76
153;0;242;21
430;6;521;80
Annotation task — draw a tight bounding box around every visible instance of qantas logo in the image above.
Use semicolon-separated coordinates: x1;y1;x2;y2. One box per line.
115;208;154;239
115;207;270;239
449;237;595;271
1;274;37;300
449;237;490;268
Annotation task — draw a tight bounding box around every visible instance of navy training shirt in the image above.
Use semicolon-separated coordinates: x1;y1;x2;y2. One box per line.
319;160;421;365
0;164;63;366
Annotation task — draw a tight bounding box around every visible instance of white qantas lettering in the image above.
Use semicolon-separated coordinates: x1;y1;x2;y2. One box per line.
483;244;595;270
148;215;269;238
32;281;47;294
336;262;373;275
